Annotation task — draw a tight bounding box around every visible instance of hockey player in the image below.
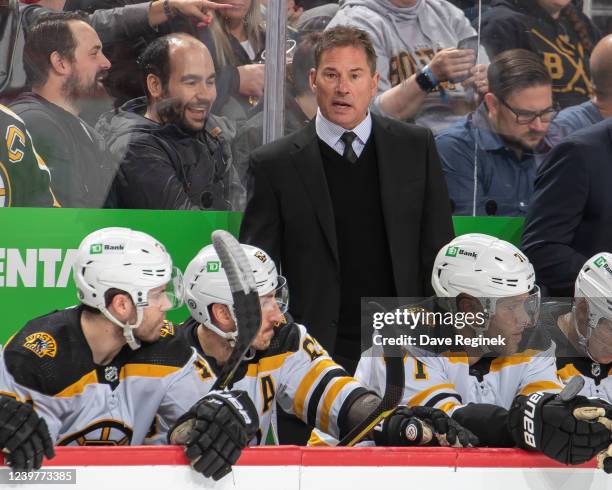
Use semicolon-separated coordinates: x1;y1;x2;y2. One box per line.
172;242;478;448
0;227;259;481
542;253;612;401
355;233;612;466
0;103;56;207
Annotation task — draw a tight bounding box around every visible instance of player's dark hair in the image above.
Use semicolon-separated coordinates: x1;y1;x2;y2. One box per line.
314;25;377;75
81;288;131;314
24;11;88;87
488;49;551;101
291;32;320;96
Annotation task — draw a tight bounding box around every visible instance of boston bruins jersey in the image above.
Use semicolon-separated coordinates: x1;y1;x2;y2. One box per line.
178;317;368;444
355;343;562;416
0;306;209;446
540;300;612;403
0;104;56;207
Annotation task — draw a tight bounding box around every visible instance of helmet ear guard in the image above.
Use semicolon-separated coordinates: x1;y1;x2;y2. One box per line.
73;227;181;350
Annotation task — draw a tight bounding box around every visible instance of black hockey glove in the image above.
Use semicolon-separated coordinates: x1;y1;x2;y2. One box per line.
508;390;612;465
373;406;479;448
169;390;258;481
0;395;55;471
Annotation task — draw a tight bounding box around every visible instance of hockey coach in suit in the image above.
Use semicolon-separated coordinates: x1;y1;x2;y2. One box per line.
240;25;454;372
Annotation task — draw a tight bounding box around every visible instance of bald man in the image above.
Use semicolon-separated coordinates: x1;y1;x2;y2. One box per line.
99;33;243;210
539;34;612;157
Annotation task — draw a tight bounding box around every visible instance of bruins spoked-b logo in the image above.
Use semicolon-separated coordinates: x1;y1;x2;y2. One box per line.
23;332;57;358
58;420;133;446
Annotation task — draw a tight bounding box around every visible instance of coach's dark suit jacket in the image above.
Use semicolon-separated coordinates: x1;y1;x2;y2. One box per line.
522;118;612;297
240;115;454;352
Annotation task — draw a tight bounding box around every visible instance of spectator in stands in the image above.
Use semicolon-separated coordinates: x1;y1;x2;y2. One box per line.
521;118;612;297
289;1;339;27
295;2;339;32
327;0;490;134
232;33;319;190
0;0;233;103
539;34;612;157
436;49;554;217
10;12;115;208
481;0;601;109
104;33;242;211
203;0;267;123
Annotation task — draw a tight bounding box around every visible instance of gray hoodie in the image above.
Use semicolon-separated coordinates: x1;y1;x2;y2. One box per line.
328;0;489;134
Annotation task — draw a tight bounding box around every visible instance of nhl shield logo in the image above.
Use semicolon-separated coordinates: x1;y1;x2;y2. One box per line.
591;363;601;377
105;366;119;382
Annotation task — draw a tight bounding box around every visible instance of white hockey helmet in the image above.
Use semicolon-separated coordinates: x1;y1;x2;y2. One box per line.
574;253;612;354
73;227;184;349
432;233;540;331
184;243;288;344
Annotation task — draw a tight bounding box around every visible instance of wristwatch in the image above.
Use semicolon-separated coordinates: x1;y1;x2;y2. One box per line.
415;65;438;93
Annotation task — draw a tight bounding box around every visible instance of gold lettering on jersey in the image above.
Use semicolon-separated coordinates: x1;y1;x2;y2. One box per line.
388;48;456;92
530;29;592;97
194;357;213;381
260;375;276;414
23;332;57;358
302;335;326;362
160;321;175;337
6;125;25;163
254;250;267;263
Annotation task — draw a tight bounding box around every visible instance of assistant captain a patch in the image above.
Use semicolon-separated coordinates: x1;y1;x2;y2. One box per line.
23;332;58;358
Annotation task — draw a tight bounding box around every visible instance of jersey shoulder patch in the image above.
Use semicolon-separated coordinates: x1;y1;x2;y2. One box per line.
4;307;94;396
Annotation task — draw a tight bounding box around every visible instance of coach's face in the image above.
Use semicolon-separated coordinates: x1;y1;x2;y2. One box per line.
310;45;379;130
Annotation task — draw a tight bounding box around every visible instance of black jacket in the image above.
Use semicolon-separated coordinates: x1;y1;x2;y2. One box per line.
106;118;243;211
239;115;454;354
481;0;600;108
521;118;612;296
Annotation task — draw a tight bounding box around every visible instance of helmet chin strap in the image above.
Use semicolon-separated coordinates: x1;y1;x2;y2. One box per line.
99;305;144;350
203;319;238;347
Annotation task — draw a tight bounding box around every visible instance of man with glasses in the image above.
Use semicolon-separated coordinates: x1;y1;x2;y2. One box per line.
435;49;555;216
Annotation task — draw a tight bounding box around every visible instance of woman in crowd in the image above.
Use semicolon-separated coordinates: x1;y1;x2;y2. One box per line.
481;0;600;109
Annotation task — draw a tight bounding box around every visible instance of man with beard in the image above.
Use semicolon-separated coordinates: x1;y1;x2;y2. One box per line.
10;12;114;208
102;33;242;210
435;50;555;216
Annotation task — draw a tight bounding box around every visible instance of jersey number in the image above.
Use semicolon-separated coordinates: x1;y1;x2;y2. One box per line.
414;359;428;380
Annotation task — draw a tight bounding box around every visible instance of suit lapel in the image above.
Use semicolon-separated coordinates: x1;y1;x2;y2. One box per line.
372;115;412;290
291;121;339;267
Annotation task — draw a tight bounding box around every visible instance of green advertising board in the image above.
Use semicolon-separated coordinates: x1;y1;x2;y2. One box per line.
0;208;242;342
0;209;524;342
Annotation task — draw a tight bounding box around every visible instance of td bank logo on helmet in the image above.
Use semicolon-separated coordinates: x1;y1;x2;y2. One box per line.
90;243;125;254
445;246;477;259
594;255;612;275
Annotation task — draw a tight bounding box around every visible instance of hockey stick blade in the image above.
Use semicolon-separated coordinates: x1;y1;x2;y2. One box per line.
210;230;262;391
338;355;405;446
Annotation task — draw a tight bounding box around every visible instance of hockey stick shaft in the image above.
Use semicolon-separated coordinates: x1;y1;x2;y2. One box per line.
210;230;262;391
